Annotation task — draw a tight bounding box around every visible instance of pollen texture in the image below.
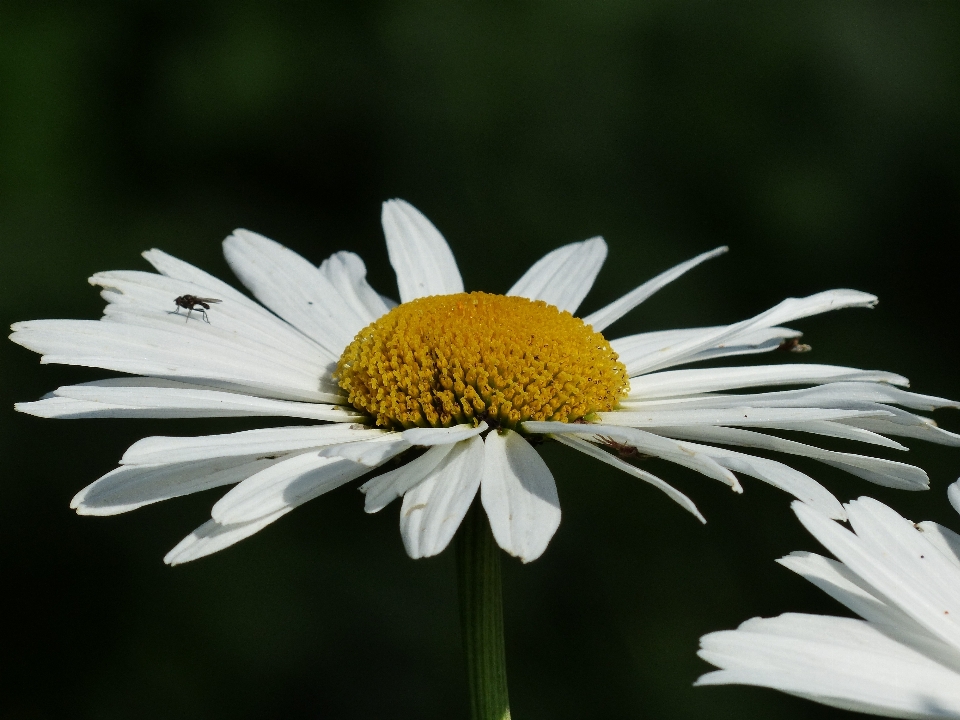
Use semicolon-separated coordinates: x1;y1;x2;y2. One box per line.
336;292;628;429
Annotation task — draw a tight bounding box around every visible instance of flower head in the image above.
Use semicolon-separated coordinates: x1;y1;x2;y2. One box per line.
697;483;960;718
10;200;960;565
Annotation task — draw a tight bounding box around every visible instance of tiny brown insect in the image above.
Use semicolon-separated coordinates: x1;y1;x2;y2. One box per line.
598;435;641;459
777;337;812;353
172;295;222;323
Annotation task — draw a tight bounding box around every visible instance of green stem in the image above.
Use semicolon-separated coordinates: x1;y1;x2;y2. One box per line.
456;501;512;720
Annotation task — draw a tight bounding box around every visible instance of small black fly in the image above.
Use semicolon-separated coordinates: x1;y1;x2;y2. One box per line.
172;295;222;323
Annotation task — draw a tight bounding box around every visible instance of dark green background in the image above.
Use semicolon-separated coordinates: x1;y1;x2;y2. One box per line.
3;2;959;718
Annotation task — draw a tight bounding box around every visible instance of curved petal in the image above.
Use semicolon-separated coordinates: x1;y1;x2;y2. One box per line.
507;237;606;314
361;443;455;513
584;246;726;331
381;199;463;302
399;436;483;559
625;290;878;376
950;481;960;516
549;432;704;523
318;250;390;323
164;510;291;566
481;429;561;563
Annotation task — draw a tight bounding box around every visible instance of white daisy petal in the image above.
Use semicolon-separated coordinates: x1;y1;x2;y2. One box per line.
753;420;908;450
17;379;361;421
697;614;960;718
839;417;960;447
549;432;705;523
318;434;411;465
523;421;739;490
612;326;803;376
651;426;928;490
481;429;561;563
584;246;727;331
222;228;366;355
777;551;931;631
164;510;291;566
507;237;607;314
626;289;877;376
626;364;908;400
597;407;888;429
120;424;385;465
318;250;390;323
793;500;960;651
624;383;959;415
211;453;373;525
361;443;456;513
401;422;488;446
381;199;464;302
10;318;337;401
687;443;846;520
950;480;960;515
91;266;327;369
399;436;484;559
916;522;960;569
72;455;287;516
143;248;258;304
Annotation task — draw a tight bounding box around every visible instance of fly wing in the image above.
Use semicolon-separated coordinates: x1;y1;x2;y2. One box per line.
194;298;222;304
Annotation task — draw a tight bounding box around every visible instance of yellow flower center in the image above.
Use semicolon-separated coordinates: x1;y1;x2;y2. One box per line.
336;292;629;430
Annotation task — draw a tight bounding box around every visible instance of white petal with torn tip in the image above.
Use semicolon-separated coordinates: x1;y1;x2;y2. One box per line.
165;510;292;566
362;443;456;513
381;199;463;302
481;429;561;563
584;246;727;331
212;453;373;525
400;436;484;559
402;422;487;446
507;237;606;314
73;455;287;515
223;229;366;355
550;433;705;523
121;424;385;465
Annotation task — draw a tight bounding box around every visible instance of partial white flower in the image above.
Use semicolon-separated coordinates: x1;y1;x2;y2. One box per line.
697;484;960;718
10;199;959;566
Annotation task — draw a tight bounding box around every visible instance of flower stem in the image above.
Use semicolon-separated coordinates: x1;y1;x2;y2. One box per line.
456;501;512;720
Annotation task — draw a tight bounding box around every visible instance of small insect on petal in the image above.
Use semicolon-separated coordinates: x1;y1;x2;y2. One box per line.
172;295;222;324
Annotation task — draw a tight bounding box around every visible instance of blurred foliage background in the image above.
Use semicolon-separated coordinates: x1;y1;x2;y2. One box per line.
2;2;959;718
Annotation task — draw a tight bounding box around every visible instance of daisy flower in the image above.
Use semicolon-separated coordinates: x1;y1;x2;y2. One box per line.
696;483;960;718
10;200;959;566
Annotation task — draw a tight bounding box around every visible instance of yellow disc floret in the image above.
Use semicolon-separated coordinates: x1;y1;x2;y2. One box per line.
335;292;629;429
